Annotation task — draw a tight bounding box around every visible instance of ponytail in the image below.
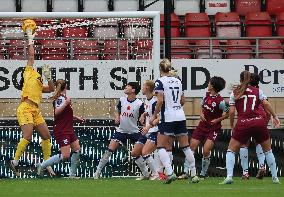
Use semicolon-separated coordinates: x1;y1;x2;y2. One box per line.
235;71;251;100
50;79;66;100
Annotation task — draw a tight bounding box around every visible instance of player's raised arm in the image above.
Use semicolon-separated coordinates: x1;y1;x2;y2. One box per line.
26;28;36;67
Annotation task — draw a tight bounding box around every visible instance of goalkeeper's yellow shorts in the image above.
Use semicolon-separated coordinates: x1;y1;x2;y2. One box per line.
17;102;45;127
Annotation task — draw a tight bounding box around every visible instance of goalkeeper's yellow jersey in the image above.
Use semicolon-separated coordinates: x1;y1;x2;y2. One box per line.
21;65;43;105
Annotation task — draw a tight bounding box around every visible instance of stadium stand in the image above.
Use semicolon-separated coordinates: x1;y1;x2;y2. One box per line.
184;13;211;41
226;39;253;59
195;39;222;59
204;0;231;15
102;39;129;60
258;39;283;59
235;0;261;16
245;12;272;38
215;12;241;39
171;39;192;59
40;40;68;60
160;13;181;38
8;40;26;60
93;18;119;39
72;40;100;60
266;0;284;15
276;12;284;38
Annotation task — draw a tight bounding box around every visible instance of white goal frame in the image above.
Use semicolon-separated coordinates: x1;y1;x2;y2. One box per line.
0;11;161;79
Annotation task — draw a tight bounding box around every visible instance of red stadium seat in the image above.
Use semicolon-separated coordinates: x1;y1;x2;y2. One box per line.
171;40;191;59
133;39;153;60
41;40;68;60
73;40;100;60
215;12;241;39
266;0;284;15
235;0;261;16
93;18;118;38
245;12;272;38
160;13;181;38
259;39;283;59
276;12;284;39
62;27;88;38
195;40;222;59
226;40;253;59
35;28;57;44
0;27;24;42
35;18;58;26
103;40;129;60
184;13;211;42
8;40;26;60
123;18;151;38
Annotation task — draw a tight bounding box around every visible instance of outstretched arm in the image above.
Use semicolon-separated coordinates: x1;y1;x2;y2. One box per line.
27;44;34;67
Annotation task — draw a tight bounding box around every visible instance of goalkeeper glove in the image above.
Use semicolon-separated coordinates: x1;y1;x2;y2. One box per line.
26;29;36;45
42;64;51;81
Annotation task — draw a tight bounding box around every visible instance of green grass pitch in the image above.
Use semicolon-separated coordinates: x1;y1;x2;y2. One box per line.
0;177;283;197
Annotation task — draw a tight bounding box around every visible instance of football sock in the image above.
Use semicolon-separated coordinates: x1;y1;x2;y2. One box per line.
135;156;149;177
240;147;249;175
96;149;112;173
183;159;190;174
41;154;63;168
144;154;158;176
264;150;278;178
256;144;265;169
70;150;80;176
41;139;52;160
167;150;173;165
154;150;164;173
226;150;235;178
182;146;196;177
158;148;173;176
14;138;29;161
200;157;210;176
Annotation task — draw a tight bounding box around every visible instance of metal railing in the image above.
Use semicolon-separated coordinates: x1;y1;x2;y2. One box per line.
1;36;284;60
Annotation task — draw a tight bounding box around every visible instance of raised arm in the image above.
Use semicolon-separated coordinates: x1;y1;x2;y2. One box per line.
27;43;34;66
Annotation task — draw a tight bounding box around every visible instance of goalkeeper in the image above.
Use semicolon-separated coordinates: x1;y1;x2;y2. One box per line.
9;26;55;177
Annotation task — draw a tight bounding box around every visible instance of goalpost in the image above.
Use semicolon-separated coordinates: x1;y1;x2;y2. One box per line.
0;11;160;79
0;11;160;178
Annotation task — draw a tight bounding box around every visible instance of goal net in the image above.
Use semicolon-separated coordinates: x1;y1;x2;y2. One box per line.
0;11;160;178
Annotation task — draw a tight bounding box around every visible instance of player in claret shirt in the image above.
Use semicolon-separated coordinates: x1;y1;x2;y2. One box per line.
220;71;281;185
186;76;228;180
239;73;272;180
36;79;84;179
94;82;145;179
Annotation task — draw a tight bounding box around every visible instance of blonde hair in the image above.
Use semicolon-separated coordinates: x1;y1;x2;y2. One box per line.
159;59;172;73
51;79;66;100
144;80;155;92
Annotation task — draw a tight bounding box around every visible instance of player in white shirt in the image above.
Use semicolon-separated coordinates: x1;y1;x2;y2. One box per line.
131;80;160;180
94;82;145;179
150;59;199;184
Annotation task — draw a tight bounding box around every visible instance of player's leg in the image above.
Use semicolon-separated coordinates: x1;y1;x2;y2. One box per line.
94;139;120;179
255;143;266;179
142;136;158;180
131;140;149;180
219;137;242;184
254;122;279;183
178;138;200;179
157;131;175;183
259;139;279;183
200;139;214;179
10;103;34;176
177;134;199;183
70;139;80;178
239;141;250;180
10;124;33;176
35;122;55;176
